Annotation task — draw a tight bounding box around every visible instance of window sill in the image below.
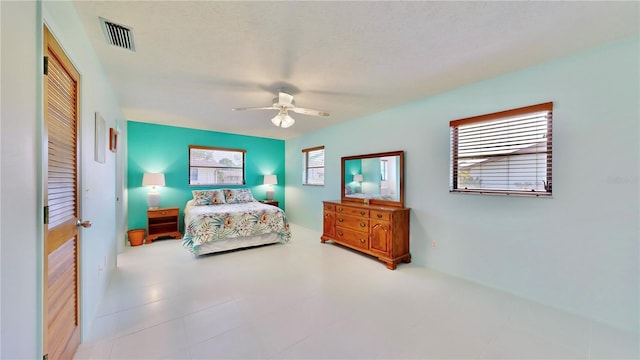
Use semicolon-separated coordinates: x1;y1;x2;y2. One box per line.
450;189;552;198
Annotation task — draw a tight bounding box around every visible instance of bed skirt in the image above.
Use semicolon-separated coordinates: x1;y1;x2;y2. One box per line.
193;232;282;256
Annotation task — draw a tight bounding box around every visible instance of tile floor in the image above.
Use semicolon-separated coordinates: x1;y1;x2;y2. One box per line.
75;225;638;359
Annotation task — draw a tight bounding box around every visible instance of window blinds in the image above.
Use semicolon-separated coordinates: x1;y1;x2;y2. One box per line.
450;102;552;196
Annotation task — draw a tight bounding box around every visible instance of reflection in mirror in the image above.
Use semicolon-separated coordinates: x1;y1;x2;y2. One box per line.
344;157;400;201
342;151;404;207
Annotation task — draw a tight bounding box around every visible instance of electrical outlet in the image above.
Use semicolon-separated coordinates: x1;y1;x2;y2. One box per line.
432;240;438;249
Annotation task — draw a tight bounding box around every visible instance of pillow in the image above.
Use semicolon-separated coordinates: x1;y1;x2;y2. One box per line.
223;188;256;204
192;190;226;205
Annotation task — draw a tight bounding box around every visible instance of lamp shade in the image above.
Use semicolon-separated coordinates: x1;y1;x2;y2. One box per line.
264;174;278;185
142;173;165;187
353;174;363;182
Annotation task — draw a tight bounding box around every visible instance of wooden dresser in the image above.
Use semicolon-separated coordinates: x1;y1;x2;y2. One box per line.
321;201;411;270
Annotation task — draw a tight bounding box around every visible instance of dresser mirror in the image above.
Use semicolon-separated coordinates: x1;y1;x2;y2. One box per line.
341;150;404;208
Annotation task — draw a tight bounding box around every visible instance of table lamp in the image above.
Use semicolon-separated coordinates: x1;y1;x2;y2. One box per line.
142;172;165;209
264;174;277;201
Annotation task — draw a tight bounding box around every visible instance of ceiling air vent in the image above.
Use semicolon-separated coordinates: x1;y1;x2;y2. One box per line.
100;17;136;51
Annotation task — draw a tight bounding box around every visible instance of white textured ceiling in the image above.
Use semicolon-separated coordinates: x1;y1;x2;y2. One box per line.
72;1;639;140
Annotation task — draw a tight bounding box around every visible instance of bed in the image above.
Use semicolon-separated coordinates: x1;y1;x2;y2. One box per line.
181;189;291;256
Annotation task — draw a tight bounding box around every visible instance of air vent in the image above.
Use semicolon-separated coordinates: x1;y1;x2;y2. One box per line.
99;17;136;51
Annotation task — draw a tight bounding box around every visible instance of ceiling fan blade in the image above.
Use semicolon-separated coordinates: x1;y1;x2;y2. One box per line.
291;107;330;117
232;106;278;111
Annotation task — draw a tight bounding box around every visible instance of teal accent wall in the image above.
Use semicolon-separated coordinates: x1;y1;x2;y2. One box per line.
127;121;285;231
344;159;362;193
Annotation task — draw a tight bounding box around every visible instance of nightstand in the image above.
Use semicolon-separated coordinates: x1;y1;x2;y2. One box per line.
147;207;181;243
259;200;279;208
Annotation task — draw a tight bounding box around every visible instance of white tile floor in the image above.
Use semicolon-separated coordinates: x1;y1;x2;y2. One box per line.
75;225;638;359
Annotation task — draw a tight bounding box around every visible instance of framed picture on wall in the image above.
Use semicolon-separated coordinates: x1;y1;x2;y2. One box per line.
95;112;106;163
109;128;118;152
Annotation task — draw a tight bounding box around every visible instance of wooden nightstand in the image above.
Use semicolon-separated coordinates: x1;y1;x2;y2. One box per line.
259;200;279;208
147;207;181;243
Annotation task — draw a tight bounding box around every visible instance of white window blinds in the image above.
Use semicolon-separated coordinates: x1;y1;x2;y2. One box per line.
302;146;325;185
450;102;553;196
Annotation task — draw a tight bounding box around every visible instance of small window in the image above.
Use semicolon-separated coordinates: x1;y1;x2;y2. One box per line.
302;146;325;185
380;159;388;181
450;102;553;197
189;145;245;186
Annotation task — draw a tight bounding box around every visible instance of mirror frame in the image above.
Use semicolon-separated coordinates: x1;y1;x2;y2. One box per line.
341;150;405;208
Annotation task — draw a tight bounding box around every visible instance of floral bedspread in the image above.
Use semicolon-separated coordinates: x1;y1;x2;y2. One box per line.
182;201;291;254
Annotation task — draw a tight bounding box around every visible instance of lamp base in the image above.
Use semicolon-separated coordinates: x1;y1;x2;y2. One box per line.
147;190;161;209
266;188;274;201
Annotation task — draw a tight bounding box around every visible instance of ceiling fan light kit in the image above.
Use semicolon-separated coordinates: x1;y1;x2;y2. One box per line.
233;90;330;129
271;111;295;128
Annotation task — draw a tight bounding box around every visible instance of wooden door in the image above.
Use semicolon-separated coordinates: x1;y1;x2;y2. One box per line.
43;25;82;360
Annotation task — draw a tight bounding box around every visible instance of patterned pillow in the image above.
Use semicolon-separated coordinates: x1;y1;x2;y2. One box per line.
192;190;226;205
223;188;256;204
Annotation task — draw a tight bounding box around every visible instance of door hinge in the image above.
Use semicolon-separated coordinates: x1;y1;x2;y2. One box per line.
44;56;49;75
44;205;49;225
43;354;49;360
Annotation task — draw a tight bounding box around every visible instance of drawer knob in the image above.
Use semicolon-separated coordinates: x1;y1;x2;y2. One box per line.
377;214;383;218
338;218;344;222
337;207;343;212
360;211;365;215
338;231;343;236
360;238;366;243
360;222;366;227
161;211;167;215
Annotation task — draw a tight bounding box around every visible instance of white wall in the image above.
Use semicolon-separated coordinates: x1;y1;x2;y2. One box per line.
1;1;124;358
285;37;639;332
1;2;40;358
43;0;124;342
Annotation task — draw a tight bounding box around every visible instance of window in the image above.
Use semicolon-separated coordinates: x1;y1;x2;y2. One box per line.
450;102;553;197
380;159;388;181
189;145;245;186
302;146;325;185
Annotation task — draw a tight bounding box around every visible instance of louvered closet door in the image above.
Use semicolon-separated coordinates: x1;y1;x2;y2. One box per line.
43;25;82;360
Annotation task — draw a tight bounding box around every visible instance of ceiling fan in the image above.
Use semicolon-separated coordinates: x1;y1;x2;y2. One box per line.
232;90;330;128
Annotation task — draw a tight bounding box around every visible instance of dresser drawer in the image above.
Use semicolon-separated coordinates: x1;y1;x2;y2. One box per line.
335;227;369;250
324;203;335;211
335;205;369;217
335;214;369;232
148;208;179;218
370;210;390;221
